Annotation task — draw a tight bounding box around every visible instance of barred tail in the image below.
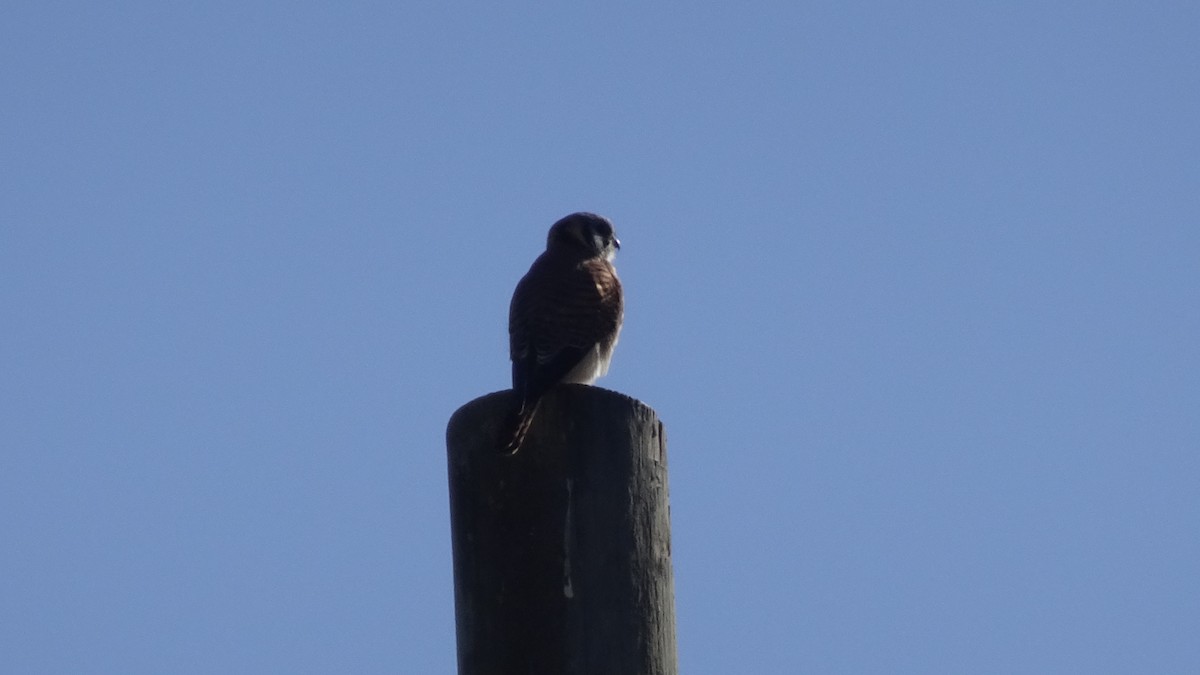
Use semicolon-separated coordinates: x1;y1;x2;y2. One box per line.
500;399;541;455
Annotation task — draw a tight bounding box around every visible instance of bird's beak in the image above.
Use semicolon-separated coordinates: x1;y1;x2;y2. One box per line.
613;237;621;250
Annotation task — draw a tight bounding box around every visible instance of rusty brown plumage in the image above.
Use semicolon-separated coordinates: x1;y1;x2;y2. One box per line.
501;212;623;455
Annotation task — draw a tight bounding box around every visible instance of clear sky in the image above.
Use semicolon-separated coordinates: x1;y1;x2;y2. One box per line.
3;2;1198;673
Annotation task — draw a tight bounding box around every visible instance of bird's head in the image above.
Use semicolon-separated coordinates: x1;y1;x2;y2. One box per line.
547;212;620;261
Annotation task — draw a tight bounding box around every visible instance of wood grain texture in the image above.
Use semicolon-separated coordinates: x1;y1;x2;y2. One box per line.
446;384;676;675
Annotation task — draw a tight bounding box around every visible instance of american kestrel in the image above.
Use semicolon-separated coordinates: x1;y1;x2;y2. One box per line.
501;212;624;455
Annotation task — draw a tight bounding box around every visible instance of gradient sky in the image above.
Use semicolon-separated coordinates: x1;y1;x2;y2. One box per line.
3;2;1198;673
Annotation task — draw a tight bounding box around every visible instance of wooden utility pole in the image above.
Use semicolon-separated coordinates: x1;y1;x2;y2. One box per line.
445;384;676;675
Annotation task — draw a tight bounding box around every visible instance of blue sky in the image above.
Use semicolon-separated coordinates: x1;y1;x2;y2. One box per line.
3;2;1198;673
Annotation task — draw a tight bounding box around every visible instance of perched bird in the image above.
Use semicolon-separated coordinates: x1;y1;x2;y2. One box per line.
501;212;624;455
